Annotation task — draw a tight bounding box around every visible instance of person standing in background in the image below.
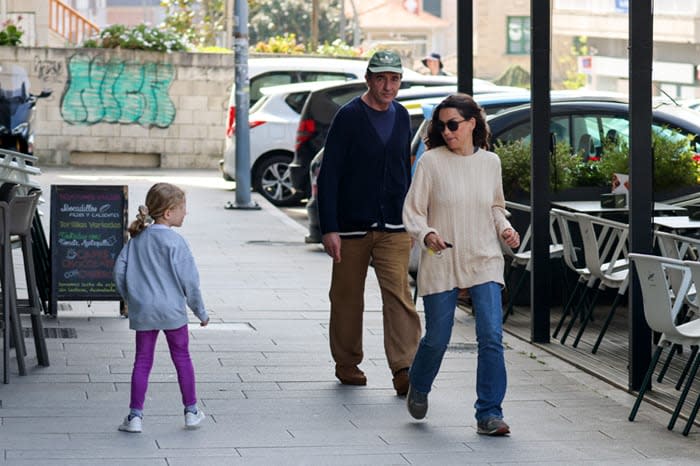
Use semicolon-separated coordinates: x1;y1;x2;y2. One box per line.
422;52;449;76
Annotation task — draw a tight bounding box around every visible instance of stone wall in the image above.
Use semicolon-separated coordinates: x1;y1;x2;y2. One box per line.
2;46;233;168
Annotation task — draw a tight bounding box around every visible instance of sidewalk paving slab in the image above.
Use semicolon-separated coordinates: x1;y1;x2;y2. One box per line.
0;168;697;465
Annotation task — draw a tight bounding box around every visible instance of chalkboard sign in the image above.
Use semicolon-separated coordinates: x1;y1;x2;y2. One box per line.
50;185;128;315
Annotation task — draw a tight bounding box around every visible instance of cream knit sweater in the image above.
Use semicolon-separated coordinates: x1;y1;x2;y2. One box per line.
403;146;513;296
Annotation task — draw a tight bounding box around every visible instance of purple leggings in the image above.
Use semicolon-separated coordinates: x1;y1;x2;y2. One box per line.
130;325;197;410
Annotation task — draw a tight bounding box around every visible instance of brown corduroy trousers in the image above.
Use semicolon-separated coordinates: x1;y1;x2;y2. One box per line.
329;231;421;374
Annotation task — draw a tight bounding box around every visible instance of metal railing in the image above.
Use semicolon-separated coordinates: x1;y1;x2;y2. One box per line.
48;0;99;45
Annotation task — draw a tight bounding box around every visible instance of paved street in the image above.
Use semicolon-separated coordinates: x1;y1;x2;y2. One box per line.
0;167;698;465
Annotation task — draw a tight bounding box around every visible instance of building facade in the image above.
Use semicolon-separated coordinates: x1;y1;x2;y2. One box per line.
553;0;700;98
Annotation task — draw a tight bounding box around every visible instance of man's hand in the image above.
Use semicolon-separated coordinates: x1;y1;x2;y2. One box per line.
322;232;342;263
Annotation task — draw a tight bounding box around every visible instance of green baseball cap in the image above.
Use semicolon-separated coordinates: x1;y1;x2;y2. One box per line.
367;50;403;74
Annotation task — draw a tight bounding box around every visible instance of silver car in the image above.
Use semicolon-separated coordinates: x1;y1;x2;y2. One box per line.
222;80;347;206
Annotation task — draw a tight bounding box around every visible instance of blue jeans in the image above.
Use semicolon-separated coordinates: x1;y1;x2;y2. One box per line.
409;282;507;422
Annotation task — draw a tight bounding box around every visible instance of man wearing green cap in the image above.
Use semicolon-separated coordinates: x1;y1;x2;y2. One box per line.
317;50;421;396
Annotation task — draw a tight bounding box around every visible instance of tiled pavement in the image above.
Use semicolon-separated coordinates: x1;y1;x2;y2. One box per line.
0;168;697;465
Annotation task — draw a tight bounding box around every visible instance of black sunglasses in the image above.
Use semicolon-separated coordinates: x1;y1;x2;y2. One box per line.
435;119;467;132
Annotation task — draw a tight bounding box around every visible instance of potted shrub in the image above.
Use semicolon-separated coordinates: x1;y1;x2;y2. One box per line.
497;129;700;203
595;130;699;200
496;139;582;200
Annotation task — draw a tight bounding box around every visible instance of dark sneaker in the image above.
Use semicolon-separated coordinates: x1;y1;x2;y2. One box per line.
477;417;510;436
335;366;367;385
392;368;410;396
406;385;428;420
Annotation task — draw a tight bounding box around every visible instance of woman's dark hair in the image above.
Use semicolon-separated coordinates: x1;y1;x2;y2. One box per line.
424;93;491;150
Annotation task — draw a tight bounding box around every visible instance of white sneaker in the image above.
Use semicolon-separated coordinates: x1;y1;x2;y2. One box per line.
118;415;142;433
185;410;205;429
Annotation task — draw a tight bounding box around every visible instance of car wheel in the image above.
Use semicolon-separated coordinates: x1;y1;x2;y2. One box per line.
253;153;303;207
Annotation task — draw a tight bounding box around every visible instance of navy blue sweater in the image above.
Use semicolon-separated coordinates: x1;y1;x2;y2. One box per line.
318;97;412;235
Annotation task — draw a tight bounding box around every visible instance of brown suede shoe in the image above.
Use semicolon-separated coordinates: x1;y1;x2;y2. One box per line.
335;366;367;385
392;368;410;396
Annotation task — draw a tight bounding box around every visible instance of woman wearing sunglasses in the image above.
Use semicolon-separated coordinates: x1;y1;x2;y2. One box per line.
402;93;520;436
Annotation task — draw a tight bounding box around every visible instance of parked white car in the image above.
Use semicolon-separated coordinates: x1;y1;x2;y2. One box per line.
222;80;347;206
222;56;456;205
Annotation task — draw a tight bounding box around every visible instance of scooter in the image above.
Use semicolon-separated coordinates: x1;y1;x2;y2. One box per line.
0;64;51;155
0;64;52;315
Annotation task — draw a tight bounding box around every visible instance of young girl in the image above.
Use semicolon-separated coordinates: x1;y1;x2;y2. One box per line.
114;182;209;433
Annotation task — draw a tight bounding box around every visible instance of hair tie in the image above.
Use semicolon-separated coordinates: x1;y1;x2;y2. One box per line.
136;205;153;224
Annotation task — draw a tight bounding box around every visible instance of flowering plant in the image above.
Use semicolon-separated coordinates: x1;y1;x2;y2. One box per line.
0;17;23;46
82;24;191;53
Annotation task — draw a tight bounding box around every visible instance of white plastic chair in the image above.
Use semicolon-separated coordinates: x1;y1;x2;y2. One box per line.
627;253;700;436
650;230;700;389
551;208;591;338
560;212;630;353
654;230;699;311
677;259;700;435
501;201;564;322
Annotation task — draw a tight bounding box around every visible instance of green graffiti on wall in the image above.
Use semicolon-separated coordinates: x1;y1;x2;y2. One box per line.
60;54;176;128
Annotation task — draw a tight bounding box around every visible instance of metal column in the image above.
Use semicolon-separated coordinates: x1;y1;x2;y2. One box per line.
628;0;654;391
529;0;552;343
456;1;473;96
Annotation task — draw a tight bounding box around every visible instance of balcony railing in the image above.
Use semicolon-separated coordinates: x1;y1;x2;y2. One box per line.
49;0;99;45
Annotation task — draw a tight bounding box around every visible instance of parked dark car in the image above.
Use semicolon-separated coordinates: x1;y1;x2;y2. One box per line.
487;100;700;160
307;97;700;244
487;99;700;236
409;90;630;164
290;78;523;199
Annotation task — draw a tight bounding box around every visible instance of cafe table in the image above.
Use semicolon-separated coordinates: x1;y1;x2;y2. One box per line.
653;215;700;233
552;200;685;215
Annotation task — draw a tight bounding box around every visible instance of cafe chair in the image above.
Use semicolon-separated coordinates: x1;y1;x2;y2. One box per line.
560;213;629;353
678;259;700;435
4;189;48;373
0;200;16;383
501;201;564;323
651;231;700;390
654;230;699;312
552;209;630;341
551;208;592;339
627;253;700;436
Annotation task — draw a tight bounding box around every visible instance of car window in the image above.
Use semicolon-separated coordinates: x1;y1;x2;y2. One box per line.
571;115;603;159
652;122;694;145
410;114;424;138
495;114;607;158
494;120;532;144
600;116;629;144
551;117;570;146
251;72;296;104
328;86;365;107
285;91;311;114
299;72;358;82
483;104;524;115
